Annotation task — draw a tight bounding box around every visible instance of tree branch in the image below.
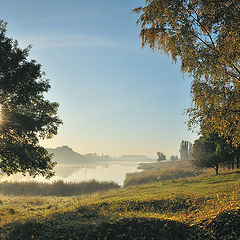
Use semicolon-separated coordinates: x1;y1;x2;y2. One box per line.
232;63;240;75
184;6;215;50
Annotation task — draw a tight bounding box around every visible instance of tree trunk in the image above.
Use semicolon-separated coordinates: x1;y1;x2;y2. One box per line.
237;157;240;169
228;163;231;170
232;161;234;170
215;164;219;175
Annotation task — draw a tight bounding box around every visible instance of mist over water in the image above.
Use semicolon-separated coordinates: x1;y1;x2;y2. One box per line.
0;162;143;186
54;162;142;185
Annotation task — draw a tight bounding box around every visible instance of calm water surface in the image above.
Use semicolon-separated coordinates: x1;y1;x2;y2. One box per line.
53;162;142;185
1;162;144;186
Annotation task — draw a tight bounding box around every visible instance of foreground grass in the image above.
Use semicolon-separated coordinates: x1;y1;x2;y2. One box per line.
0;171;239;239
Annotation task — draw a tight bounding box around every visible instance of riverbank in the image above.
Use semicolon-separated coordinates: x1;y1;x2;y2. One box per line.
0;170;239;239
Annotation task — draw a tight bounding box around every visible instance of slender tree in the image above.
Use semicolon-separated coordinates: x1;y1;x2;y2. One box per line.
179;140;192;160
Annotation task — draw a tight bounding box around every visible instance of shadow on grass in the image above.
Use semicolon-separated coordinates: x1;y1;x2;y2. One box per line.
0;205;201;240
1;206;239;240
204;208;240;240
92;198;207;214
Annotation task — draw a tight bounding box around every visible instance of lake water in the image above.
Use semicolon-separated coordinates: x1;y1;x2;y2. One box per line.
53;162;143;185
0;162;145;186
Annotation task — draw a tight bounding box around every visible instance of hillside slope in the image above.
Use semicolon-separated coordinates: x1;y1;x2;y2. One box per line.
0;171;239;239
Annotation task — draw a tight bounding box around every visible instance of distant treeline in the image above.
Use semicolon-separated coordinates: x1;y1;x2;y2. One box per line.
0;180;120;196
47;146;154;165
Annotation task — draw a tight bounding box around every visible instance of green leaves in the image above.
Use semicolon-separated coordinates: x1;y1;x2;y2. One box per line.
0;21;62;177
192;129;239;174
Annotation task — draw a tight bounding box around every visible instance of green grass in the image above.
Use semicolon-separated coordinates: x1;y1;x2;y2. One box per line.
138;159;194;171
0;170;239;239
124;168;202;187
124;160;203;187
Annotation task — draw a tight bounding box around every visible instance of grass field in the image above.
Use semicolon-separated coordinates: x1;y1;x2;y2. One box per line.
137;159;195;171
0;168;239;239
124;160;202;186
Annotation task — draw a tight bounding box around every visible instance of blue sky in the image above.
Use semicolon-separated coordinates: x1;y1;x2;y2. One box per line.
1;0;197;158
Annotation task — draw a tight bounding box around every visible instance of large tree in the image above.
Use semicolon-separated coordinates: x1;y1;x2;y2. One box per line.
134;0;240;146
0;21;62;178
192;130;236;175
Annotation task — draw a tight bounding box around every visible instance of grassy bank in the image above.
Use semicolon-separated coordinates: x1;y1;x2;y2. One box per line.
124;160;202;187
138;159;195;171
0;171;239;239
124;168;202;187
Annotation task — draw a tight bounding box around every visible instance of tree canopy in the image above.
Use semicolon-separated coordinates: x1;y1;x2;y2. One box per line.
192;127;239;175
157;152;166;161
0;21;62;178
170;155;178;161
134;0;240;146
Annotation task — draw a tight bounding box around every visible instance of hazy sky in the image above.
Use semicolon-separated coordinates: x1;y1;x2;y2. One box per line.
1;0;198;158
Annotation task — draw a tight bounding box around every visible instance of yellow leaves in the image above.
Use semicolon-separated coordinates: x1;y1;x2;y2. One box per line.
136;0;240;147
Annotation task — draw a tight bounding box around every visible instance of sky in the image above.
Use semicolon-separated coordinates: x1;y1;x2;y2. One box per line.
0;0;198;158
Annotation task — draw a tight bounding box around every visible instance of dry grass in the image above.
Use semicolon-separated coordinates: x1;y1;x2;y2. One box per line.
0;179;120;196
0;170;239;239
138;160;194;171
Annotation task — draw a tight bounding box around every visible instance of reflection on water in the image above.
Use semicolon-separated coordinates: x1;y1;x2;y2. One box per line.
54;162;142;185
0;162;143;186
